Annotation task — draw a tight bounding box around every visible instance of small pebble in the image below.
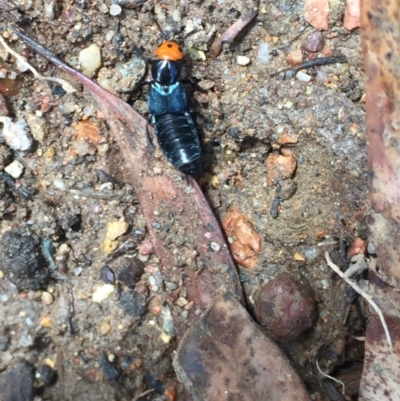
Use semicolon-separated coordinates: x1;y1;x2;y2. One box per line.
109;4;122;16
296;71;312;82
92;284;114;303
254;273;317;340
210;242;221;252
53;179;68;191
41;291;54;305
237;56;250;65
286;49;303;66
367;242;377;254
304;246;318;260
105;219;129;241
74;266;84;276
98;355;119;380
138;253;150;262
257;42;269;63
172;9;181;21
4;160;24;178
176;297;188;307
79;44;102;77
0;117;33;153
302;31;325;52
36;364;57;385
1;294;9;302
100;265;115;285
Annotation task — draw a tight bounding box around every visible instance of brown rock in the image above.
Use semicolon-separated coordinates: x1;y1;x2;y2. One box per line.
254;273;317;340
286;49;303;66
266;154;297;186
343;0;360;30
304;0;329;30
302;31;325;52
223;210;262;268
72;120;101;146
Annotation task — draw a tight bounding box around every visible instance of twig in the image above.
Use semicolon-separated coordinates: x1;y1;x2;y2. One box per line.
132;388;155;401
270;55;347;78
325;251;393;351
316;359;345;394
0;35;76;93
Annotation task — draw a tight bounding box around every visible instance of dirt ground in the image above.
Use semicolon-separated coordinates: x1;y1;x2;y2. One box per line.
0;0;366;400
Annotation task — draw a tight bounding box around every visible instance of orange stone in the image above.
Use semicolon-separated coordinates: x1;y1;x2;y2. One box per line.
266;154;297;186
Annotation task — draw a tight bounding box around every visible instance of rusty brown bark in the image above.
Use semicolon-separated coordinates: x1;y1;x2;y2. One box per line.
361;0;400;399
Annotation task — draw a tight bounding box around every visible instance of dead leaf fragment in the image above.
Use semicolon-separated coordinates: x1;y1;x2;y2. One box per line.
304;0;329;30
343;0;360;30
72;120;101;146
173;293;312;401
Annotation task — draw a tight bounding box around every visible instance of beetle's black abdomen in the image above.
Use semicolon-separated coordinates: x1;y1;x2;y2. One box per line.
152;112;202;177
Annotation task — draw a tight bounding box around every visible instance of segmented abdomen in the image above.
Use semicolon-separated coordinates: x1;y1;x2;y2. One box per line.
152;112;202;177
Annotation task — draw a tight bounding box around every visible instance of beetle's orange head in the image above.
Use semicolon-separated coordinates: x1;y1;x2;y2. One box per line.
155;41;184;61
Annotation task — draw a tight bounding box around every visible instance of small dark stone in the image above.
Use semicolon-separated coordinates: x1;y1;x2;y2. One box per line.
117;258;144;288
0;145;12;170
100;265;115;285
36;364;58;386
254;273;317;340
276;179;297;200
0;360;34;401
119;291;146;320
0;230;49;291
302;31;325;53
98;355;119;381
58;213;81;232
52;85;67;96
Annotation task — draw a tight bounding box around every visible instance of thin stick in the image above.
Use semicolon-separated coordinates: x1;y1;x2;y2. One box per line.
325;251;393;351
132;388;155;401
316;359;346;394
0;35;76;93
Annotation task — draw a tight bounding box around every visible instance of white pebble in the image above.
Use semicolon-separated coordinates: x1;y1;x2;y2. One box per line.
210;242;221;252
1;294;9;302
8;71;17;80
5;160;24;179
53;179;68;191
138;253;150;262
151;285;159;292
257;42;270;63
16;57;30;72
149;276;156;286
79;44;102;77
296;71;312;82
321;279;329;289
177;297;188;307
109;4;122;16
74;266;84;276
25;317;33;326
44;1;54;19
92;284;114;303
237;56;250;66
172;9;181;22
0;117;33;153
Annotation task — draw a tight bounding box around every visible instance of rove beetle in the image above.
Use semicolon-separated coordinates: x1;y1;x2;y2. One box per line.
140;40;203;178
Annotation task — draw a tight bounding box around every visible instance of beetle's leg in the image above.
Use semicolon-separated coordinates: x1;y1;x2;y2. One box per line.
118;80;150;95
